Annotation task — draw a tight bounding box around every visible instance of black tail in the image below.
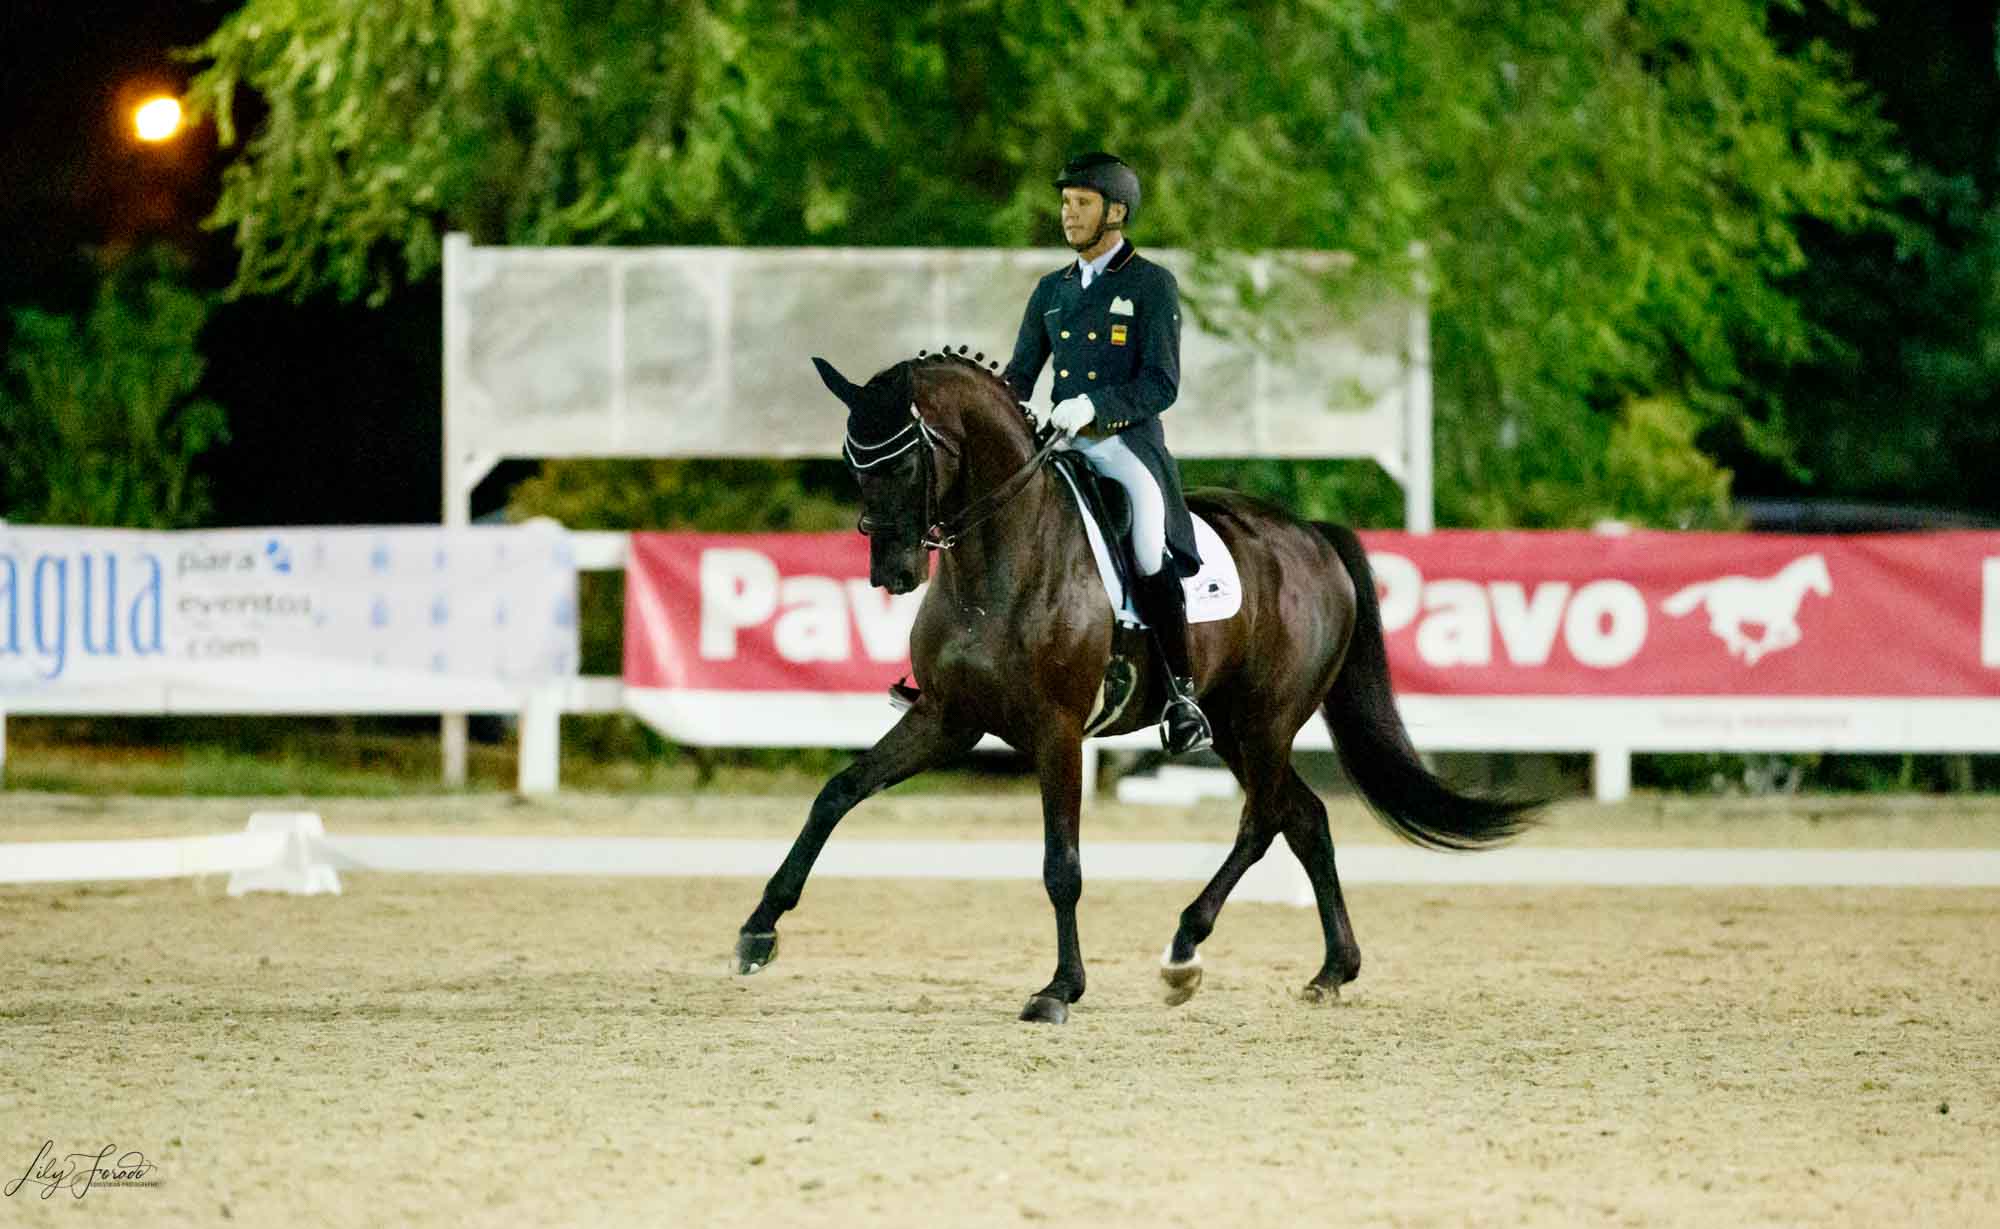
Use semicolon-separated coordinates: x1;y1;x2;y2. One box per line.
1314;522;1538;851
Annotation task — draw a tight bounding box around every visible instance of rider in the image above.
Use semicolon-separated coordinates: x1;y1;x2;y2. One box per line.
1001;152;1212;756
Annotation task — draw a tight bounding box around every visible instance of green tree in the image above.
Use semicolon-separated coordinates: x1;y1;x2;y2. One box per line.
1736;8;2000;521
0;251;230;527
189;0;1901;529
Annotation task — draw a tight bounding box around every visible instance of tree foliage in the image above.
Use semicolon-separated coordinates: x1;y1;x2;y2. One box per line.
0;251;230;528
191;0;1903;528
1738;8;2000;520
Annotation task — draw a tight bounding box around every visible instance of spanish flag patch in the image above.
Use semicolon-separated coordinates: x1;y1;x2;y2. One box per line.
1110;324;1128;346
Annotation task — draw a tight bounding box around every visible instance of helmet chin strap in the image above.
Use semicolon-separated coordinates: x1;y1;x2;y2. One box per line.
1067;214;1108;254
1066;202;1126;254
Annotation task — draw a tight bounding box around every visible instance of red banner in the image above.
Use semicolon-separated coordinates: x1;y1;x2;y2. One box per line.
624;533;925;693
625;531;2000;698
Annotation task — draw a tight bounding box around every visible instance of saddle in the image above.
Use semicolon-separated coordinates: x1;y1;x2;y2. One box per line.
1047;452;1155;735
1049;451;1139;606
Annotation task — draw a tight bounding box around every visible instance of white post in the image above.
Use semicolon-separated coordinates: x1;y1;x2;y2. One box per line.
1404;248;1435;535
1593;746;1632;804
441;233;471;788
517;686;562;796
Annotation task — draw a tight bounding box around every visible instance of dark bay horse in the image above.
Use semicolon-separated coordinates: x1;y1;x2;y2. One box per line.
734;350;1536;1023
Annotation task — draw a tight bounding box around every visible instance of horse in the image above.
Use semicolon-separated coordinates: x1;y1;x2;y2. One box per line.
733;349;1538;1023
1661;553;1832;665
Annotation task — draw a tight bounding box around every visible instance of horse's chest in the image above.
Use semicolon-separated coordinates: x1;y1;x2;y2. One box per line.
914;612;1003;683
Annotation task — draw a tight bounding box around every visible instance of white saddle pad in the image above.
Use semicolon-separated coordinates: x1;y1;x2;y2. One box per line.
1050;463;1243;627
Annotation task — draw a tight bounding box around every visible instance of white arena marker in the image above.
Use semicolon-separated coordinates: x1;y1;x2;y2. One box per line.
1115;766;1241;805
227;812;341;897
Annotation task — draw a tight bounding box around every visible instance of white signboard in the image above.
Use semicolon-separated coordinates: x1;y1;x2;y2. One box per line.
0;526;577;714
442;239;1435;530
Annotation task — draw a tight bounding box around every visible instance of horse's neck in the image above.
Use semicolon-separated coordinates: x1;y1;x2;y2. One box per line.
933;405;1065;600
1778;557;1822;592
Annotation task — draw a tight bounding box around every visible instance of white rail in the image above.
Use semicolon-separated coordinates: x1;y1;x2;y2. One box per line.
9;814;2000;893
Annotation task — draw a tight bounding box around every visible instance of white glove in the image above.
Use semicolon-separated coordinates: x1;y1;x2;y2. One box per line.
1051;394;1096;435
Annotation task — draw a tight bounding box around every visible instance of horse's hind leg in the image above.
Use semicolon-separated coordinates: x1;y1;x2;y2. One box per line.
736;701;979;974
1159;719;1284;1005
1279;769;1362;1003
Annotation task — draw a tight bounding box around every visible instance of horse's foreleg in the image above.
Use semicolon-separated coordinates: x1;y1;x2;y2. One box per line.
1020;722;1086;1024
736;702;978;974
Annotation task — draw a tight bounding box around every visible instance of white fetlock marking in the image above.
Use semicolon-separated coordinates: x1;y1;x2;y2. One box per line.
1160;942;1201;970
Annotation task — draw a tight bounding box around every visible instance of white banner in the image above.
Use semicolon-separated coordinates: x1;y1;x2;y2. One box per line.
0;526;577;711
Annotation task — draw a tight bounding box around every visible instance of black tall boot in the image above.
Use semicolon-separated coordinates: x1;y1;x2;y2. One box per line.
1139;570;1212;756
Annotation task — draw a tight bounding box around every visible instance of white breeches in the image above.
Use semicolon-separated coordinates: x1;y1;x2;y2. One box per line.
1068;434;1167;576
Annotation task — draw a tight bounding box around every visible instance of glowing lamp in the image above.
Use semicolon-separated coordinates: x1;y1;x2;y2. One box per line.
134;96;184;143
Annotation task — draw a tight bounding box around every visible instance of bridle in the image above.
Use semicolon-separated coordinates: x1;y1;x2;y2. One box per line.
844;404;1064;551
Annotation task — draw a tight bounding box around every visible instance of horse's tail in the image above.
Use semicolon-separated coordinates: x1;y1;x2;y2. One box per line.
1660;582;1711;617
1313;522;1538;851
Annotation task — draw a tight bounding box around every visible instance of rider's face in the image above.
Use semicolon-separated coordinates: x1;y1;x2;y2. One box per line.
1060;188;1106;246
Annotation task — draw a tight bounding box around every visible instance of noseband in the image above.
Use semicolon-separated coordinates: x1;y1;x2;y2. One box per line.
845;405;1062;551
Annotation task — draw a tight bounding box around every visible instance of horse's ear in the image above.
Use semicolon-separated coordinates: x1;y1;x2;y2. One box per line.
811;356;861;409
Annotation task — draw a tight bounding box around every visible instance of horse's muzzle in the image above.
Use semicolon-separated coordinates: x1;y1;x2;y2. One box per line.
870;544;926;595
875;569;923;596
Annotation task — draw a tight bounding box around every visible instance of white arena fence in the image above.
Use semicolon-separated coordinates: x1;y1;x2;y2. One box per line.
8;812;2000;896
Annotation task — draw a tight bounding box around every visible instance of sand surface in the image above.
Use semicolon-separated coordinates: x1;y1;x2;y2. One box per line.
3;791;1997;1226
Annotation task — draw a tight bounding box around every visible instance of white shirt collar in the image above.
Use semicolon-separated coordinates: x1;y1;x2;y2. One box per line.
1076;238;1125;289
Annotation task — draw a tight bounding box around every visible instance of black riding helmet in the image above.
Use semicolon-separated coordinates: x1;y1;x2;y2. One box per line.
1054;152;1141;228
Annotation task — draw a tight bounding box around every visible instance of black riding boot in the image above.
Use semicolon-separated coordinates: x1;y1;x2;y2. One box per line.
1139;570;1212;756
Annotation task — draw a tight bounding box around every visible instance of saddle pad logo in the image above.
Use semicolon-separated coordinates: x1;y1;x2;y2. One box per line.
1109;297;1135;317
1110;324;1128;346
1660;553;1831;665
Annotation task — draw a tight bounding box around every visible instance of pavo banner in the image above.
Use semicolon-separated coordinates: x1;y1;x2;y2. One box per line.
622;530;2000;748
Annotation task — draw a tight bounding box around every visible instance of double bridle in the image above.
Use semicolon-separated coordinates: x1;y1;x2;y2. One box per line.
844;404;1064;551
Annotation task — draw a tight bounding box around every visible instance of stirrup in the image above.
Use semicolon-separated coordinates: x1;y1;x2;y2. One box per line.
1160;692;1212;756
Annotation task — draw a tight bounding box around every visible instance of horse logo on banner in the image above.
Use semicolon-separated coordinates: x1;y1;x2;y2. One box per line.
1661;553;1833;665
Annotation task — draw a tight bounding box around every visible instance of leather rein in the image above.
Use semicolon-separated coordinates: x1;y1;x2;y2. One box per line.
844;406;1064;552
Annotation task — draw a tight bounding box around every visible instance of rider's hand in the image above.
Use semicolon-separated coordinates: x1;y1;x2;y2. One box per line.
1051;394;1096;435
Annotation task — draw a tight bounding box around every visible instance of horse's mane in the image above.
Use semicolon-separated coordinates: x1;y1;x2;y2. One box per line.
909;345;1034;437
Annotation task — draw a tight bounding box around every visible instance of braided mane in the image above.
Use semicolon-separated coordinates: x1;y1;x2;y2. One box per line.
911;345;1034;435
911;344;1007;387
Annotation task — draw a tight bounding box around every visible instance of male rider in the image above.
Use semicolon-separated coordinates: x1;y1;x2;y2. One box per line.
1001;152;1211;756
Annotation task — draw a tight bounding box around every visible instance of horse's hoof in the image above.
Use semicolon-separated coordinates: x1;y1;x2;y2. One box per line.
1018;994;1069;1024
735;931;778;975
1160;947;1204;1006
1300;980;1340;1005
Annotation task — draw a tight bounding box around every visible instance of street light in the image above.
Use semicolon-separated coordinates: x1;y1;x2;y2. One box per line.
134;96;184;143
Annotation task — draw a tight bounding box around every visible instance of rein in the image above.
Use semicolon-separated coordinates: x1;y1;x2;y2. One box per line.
845;406;1063;552
923;423;1064;550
